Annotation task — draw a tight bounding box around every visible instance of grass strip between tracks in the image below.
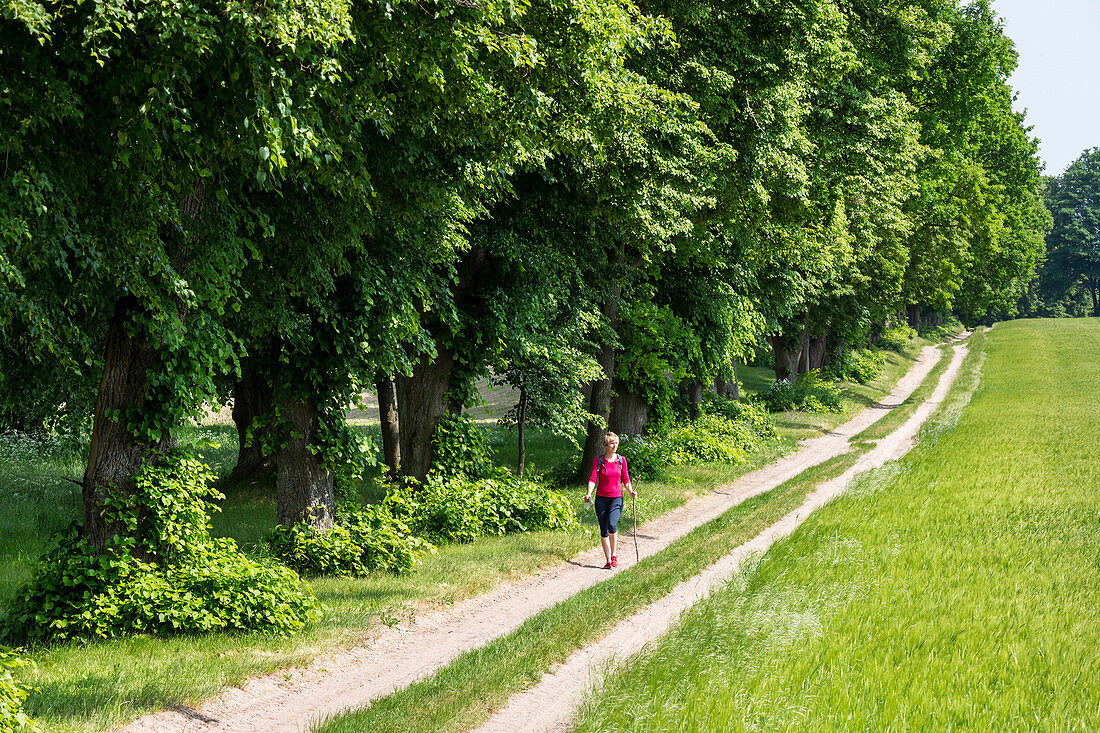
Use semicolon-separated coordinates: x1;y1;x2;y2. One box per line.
851;342;952;443
315;446;870;733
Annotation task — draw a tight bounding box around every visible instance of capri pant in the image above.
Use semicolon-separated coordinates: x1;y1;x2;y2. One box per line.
594;495;624;538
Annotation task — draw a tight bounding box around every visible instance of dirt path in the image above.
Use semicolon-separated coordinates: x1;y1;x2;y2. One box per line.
120;343;951;733
475;340;969;733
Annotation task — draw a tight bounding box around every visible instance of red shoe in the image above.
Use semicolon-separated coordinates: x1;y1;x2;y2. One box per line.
611;555;618;567
603;561;613;570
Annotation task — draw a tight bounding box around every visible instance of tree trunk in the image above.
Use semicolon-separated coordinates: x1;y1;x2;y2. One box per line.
376;375;401;478
714;363;739;400
579;249;625;483
770;334;799;383
682;381;704;420
82;297;174;553
1091;279;1099;317
798;313;811;375
275;393;334;530
230;359;274;482
907;304;922;330
609;388;650;436
807;331;829;371
397;343;457;482
516;386;527;477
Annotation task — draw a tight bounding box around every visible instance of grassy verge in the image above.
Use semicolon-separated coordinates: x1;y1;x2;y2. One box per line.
316;448;869;733
740;339;928;442
851;342;952;443
574;321;1100;730
1;339;931;732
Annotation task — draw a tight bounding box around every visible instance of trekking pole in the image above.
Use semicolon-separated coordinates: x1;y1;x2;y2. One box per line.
632;492;639;563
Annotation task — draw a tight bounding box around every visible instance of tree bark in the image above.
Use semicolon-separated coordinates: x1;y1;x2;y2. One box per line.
714;362;739;400
376;375;401;478
275;393;334;530
516;386;527;477
82;297;174;553
807;331;829;371
907;304;922;330
397;343;457;482
609;388;650;435
681;380;704;420
1091;278;1099;317
230;359;274;482
770;334;799;383
798;313;811;374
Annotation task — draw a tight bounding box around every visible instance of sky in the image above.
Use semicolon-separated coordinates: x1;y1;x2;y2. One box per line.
993;0;1100;175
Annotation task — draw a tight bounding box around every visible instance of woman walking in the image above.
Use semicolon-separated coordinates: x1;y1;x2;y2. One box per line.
585;431;635;569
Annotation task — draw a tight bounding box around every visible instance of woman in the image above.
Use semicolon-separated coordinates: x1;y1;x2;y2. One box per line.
585;431;635;569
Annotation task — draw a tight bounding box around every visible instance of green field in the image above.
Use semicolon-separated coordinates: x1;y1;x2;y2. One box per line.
573;320;1100;730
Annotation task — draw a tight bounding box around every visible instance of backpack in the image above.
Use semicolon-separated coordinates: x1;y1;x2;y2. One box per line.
596;454;625;485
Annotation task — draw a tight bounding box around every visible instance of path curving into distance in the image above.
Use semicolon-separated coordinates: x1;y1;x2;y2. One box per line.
121;341;958;733
474;340;969;733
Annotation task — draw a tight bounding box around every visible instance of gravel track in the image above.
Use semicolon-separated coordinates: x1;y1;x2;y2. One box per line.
120;342;954;733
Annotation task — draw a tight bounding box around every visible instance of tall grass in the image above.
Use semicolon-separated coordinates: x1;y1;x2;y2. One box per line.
574;321;1100;731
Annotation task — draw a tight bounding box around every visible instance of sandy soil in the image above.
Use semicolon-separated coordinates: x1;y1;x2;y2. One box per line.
120;341;957;733
475;340;969;733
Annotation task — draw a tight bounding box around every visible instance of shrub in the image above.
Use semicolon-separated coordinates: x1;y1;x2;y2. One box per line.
1;453;317;643
0;650;35;732
385;475;578;543
756;371;843;413
431;414;493;479
617;436;668;481
659;412;776;466
619;404;776;478
918;316;963;342
268;504;435;577
877;323;916;352
825;348;887;384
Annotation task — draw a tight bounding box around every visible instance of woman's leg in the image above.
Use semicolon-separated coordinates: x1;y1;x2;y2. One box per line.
608;531;617;558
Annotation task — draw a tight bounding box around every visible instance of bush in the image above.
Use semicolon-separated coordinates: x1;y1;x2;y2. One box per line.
1;453;317;643
756;371;843;413
385;475;578;543
877;323;916;352
617;436;668;481
431;414;493;480
824;348;887;384
918;316;963;342
268;504;435;577
619;403;776;479
0;651;35;732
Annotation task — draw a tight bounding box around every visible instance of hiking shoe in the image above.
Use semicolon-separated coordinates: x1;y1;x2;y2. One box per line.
603;561;613;570
611;555;618;567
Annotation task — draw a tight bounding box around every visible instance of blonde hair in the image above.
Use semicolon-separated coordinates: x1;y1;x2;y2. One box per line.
603;431;619;447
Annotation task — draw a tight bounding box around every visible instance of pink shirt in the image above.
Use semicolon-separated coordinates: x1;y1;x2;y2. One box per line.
589;455;630;498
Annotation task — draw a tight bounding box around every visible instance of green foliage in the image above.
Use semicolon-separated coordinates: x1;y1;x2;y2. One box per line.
876;324;917;352
0;650;35;732
824;348;887;384
1;453;317;643
918;316;963;342
268;504;435;577
620;402;776;480
430;415;494;481
385;477;578;545
757;372;844;414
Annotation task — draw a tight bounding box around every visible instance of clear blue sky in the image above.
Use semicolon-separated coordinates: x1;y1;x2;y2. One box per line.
993;0;1100;175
